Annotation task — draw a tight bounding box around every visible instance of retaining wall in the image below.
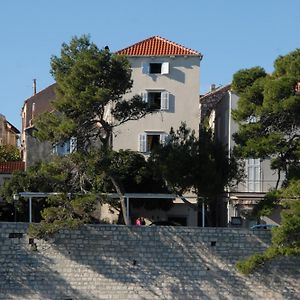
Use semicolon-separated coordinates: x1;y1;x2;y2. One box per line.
0;223;299;300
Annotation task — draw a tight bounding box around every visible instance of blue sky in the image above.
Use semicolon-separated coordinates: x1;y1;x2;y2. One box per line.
1;0;299;129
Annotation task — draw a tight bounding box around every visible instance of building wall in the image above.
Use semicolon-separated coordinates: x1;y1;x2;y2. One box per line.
0;223;299;300
113;56;200;151
0;114;19;146
214;91;281;193
21;84;55;168
24;129;53;168
130;201;198;226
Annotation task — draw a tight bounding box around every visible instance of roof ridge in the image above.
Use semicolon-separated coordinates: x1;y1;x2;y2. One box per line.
116;36;201;56
154;36;199;55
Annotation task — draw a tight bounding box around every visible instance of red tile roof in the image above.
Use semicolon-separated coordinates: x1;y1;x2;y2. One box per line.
0;161;25;174
116;36;201;57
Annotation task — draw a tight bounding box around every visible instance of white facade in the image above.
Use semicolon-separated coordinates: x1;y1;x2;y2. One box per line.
112;56;200;153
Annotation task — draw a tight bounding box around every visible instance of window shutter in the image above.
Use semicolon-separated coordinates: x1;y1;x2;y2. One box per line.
141;91;148;103
160;133;168;146
142;62;149;74
70;137;77;153
138;133;147;153
161;91;169;110
247;158;261;192
248;163;254;192
52;144;58;154
254;159;261;192
161;62;169;74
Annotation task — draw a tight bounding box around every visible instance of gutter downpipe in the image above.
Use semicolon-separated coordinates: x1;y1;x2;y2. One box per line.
125;196;130;225
29;197;32;223
227;90;232;226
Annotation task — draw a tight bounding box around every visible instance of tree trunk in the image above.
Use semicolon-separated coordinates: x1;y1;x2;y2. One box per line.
275;169;281;190
108;175;130;225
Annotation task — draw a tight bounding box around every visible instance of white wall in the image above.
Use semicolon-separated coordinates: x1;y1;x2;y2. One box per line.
112;56;200;151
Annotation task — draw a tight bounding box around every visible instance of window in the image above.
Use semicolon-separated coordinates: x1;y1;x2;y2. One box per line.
148;92;161;109
246;158;261;192
138;132;168;153
141;91;170;110
149;63;162;74
142;62;169;75
53;137;77;156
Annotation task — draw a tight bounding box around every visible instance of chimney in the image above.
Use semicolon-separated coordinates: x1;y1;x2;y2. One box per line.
33;79;37;95
210;84;216;92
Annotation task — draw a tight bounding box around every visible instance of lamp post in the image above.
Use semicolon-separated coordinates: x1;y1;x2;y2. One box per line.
13;194;19;222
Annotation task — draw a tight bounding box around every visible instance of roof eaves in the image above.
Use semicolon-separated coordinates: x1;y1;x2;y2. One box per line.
200;84;231;101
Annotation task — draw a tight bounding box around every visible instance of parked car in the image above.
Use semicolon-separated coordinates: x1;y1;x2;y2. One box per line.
250;224;278;230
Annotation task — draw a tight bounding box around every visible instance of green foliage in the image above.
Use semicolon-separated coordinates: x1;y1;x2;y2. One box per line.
0;145;21;162
30;35;157;225
232;49;300;186
149;123;241;199
35;35;151;152
28;218;83;239
233;49;300;274
86;149;172;210
236;247;280;275
231;66;267;94
28;193;100;238
237;180;300;275
273;49;300;78
271;180;300;249
252;190;280;217
0;156;76;204
236;253;266;275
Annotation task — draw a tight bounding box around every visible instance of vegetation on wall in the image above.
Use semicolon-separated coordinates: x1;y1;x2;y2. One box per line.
0;145;21;162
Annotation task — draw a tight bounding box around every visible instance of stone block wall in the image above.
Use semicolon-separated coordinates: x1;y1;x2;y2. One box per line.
0;223;299;300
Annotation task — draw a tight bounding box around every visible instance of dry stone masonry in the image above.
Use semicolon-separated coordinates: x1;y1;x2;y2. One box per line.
0;223;299;300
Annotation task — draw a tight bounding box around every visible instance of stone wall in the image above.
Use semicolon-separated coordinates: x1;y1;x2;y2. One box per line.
0;223;299;300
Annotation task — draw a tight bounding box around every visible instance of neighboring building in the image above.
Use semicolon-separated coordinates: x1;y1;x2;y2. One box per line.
0;114;20;147
21;83;56;168
0;161;25;187
200;85;282;228
0;115;24;216
0;161;25;220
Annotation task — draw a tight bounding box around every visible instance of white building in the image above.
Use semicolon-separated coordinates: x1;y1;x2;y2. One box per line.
114;36;202;155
